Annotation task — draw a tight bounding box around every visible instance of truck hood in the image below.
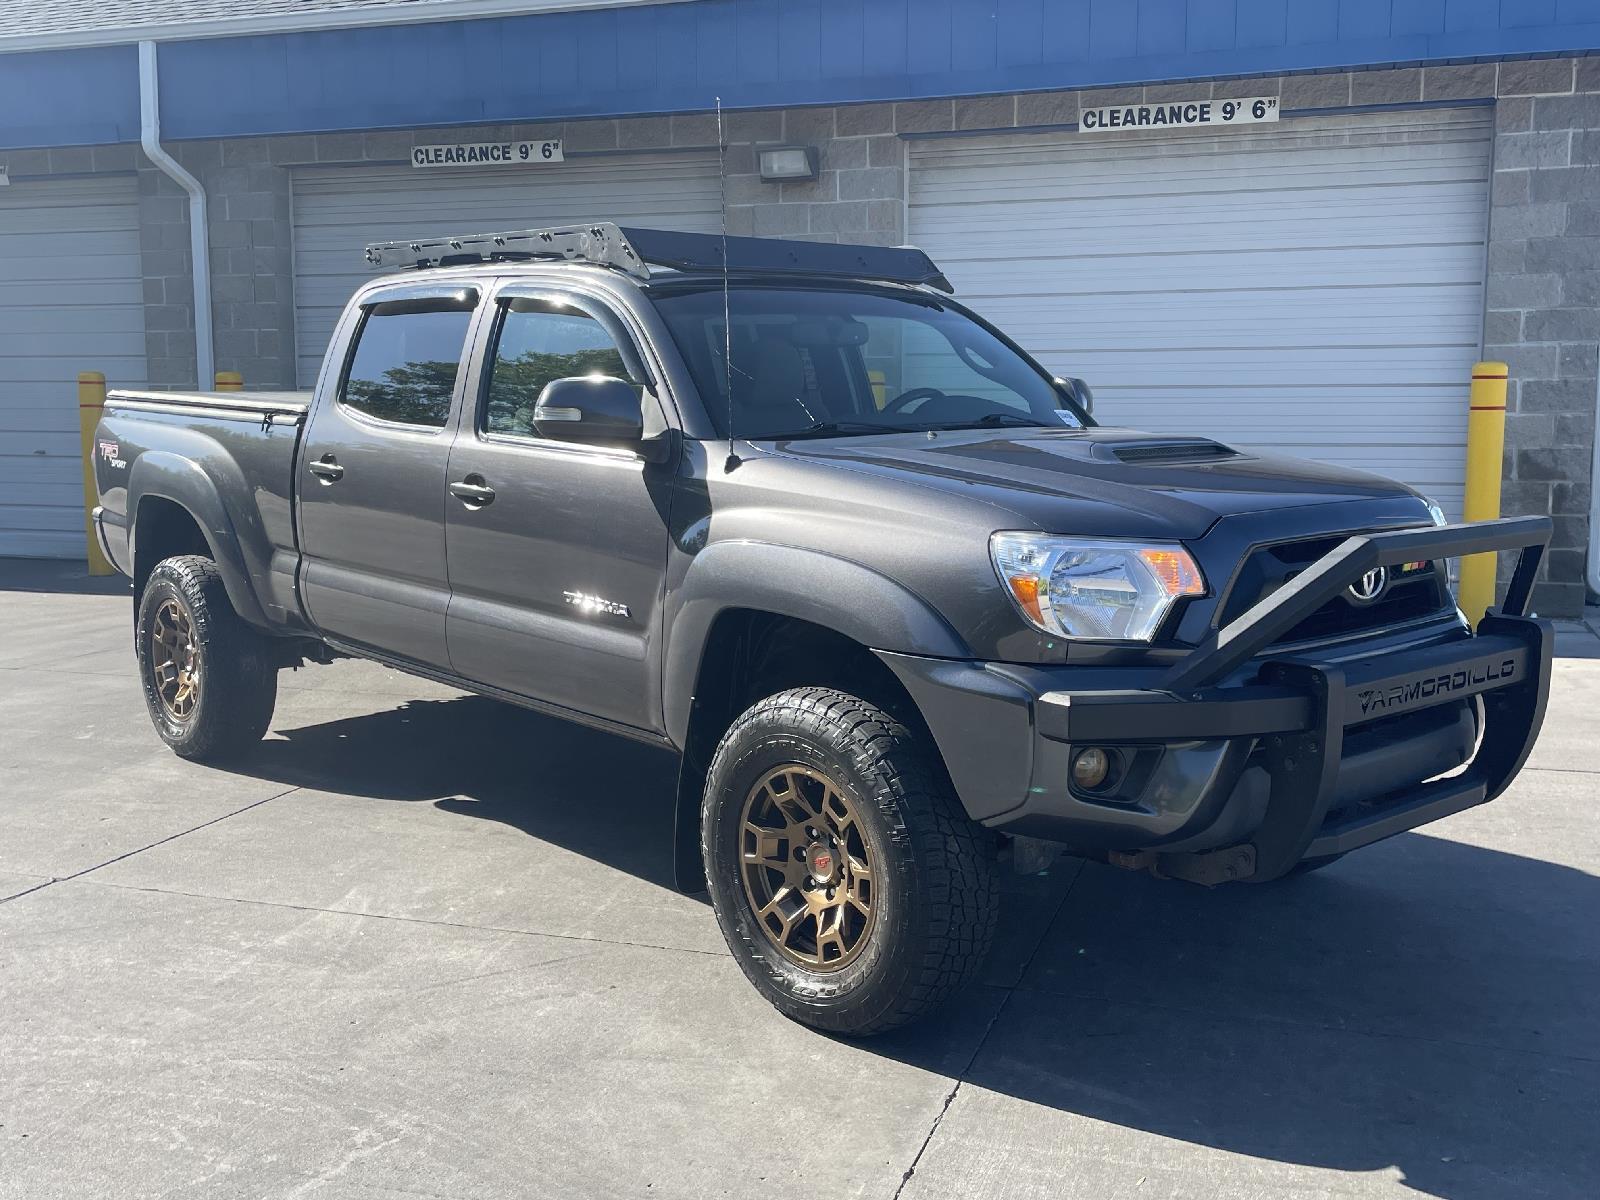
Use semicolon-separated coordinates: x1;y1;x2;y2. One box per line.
763;425;1424;541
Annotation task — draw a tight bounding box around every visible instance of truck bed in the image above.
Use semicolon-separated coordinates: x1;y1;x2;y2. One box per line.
95;387;314;632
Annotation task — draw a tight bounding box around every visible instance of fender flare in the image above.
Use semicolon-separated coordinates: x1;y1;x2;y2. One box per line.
660;540;970;749
128;450;271;629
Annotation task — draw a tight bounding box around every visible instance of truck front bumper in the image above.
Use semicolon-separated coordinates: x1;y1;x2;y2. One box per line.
880;517;1554;883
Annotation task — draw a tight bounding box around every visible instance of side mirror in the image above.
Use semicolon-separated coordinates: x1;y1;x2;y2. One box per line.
533;376;644;447
1055;376;1094;417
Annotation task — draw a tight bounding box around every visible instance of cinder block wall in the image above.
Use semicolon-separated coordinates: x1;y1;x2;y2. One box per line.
1481;58;1600;616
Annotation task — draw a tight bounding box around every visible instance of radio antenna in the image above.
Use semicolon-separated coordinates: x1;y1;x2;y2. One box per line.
717;95;739;472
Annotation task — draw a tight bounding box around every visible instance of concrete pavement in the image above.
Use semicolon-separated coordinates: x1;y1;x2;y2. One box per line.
2;559;1597;1199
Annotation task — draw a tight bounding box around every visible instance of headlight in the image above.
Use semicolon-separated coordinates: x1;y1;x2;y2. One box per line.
1425;500;1448;528
989;533;1206;642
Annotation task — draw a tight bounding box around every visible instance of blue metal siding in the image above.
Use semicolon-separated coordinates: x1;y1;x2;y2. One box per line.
0;45;140;149
3;0;1600;149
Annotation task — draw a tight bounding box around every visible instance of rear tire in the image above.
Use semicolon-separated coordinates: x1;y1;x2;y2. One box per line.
136;555;277;762
702;687;998;1036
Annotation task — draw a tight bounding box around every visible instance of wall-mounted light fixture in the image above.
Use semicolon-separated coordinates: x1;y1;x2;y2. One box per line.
758;145;819;182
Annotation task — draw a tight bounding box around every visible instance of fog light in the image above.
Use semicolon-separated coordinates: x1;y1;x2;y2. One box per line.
1072;747;1110;790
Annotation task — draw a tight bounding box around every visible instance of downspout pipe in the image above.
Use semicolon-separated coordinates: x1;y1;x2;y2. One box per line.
1589;367;1600;602
137;40;214;389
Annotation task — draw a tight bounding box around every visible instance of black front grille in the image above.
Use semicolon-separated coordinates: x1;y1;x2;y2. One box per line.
1218;533;1452;647
1283;575;1444;643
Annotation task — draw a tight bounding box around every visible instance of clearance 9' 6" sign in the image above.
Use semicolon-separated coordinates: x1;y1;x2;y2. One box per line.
412;139;565;168
1080;96;1279;133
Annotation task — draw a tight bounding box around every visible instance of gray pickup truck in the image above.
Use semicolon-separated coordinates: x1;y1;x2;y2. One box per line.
93;224;1553;1035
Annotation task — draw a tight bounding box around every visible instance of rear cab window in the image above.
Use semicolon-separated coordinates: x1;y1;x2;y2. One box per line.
340;297;477;429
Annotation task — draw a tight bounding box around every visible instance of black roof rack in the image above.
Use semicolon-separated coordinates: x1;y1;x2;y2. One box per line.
363;222;952;292
623;227;952;291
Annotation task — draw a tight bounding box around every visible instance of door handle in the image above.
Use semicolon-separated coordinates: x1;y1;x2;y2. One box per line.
308;455;344;482
449;477;496;506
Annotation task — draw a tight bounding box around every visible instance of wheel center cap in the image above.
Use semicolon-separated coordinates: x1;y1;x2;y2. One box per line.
807;843;836;882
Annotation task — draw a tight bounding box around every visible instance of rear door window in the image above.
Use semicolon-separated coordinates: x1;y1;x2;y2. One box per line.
340;302;475;428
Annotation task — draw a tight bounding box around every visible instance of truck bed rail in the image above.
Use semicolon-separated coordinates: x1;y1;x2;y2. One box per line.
106;389;311;424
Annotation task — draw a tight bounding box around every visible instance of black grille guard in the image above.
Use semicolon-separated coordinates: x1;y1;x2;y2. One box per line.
1043;516;1555;881
1164;516;1550;691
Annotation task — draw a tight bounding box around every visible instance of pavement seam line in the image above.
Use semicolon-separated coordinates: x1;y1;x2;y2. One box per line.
0;879;59;907
61;785;303;883
891;989;1014;1200
74;877;734;959
1012;856;1088;985
890;862;1089;1198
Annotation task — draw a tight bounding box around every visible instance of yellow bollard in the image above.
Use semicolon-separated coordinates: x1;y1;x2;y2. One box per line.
77;371;114;576
1457;361;1508;626
214;370;243;392
868;370;887;409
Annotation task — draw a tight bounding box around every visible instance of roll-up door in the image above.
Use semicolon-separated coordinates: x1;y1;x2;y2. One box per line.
291;152;726;386
0;175;146;558
909;109;1493;517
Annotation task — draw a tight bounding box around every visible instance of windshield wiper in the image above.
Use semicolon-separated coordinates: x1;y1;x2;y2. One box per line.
764;419;903;439
764;412;1051;439
918;412;1051;431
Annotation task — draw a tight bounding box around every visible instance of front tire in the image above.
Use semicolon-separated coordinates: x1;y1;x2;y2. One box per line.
136;555;277;762
702;687;998;1036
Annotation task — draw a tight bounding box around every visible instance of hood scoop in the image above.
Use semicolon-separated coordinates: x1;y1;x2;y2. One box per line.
1097;438;1240;465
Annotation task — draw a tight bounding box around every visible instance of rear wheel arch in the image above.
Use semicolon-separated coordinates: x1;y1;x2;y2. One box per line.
132;496;211;605
128;463;268;630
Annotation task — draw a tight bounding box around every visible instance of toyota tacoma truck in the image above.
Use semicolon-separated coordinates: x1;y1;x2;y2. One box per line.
92;224;1552;1035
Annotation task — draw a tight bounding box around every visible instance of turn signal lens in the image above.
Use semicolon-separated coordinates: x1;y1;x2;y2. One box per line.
1136;548;1205;597
1005;573;1045;625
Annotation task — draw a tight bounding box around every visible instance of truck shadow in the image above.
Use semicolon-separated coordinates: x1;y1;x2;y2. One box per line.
236;690;1597;1199
0;558;128;595
239;690;695;898
875;834;1600;1200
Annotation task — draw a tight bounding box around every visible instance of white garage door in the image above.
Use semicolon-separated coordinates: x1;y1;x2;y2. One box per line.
0;175;146;558
291;152;726;385
909;108;1492;518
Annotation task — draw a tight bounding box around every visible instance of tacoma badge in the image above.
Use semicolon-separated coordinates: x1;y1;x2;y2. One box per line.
563;590;630;618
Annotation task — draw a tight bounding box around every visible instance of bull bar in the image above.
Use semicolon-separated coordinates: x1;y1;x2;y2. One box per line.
1037;517;1554;882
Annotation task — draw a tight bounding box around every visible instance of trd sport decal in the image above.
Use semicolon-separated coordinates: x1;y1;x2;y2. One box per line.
99;440;127;470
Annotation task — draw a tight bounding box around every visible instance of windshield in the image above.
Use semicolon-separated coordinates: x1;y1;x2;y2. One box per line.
650;284;1087;439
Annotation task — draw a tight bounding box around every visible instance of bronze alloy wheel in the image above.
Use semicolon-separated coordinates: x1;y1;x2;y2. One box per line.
739;765;875;972
150;596;201;722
